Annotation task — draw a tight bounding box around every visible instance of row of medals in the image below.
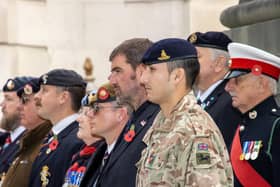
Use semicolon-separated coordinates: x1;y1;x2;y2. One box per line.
240;140;262;160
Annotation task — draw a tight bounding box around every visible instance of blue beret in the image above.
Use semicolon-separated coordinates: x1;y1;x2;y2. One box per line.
142;38;197;65
39;69;87;88
187;31;232;51
17;78;40;97
2;76;34;92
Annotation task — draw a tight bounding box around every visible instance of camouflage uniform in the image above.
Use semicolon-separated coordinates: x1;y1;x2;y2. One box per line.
136;91;233;187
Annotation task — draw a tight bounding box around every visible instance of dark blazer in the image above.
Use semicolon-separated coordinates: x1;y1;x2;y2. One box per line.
201;80;241;150
80;101;160;187
29;121;84;187
0;129;25;175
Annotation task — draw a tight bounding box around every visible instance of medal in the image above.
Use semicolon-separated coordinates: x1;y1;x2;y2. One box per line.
245;141;254;160
240;141;248;160
251;140;262;160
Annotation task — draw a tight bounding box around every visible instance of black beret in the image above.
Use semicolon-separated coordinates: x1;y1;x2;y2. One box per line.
39;69;87;88
187;31;232;51
17;78;40;98
2;76;34;92
142;38;197;65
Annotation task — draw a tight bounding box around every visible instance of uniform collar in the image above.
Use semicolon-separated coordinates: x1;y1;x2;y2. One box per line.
52;113;79;135
242;96;277;121
10;126;26;142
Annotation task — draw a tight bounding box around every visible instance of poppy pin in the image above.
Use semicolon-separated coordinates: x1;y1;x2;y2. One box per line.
124;124;136;142
252;65;262;76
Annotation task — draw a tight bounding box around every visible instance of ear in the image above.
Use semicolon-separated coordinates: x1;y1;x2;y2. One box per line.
214;56;227;73
171;68;185;84
58;90;69;105
136;64;145;78
116;107;127;122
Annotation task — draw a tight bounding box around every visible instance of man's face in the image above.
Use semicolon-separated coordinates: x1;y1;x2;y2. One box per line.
0;92;21;131
19;94;42;129
108;54;140;101
140;63;173;105
34;85;62;120
195;47;215;89
89;102;120;138
225;73;259;113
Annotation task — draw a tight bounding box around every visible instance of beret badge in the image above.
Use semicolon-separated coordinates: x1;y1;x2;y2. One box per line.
188;33;197;43
7;80;15;90
42;74;48;84
24;84;33;95
97;87;109;101
87;92;96;105
157;50;170;61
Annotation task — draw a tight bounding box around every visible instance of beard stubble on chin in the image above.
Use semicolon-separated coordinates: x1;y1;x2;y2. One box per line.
0;113;20;131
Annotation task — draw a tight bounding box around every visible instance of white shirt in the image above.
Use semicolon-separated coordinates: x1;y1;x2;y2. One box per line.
196;80;223;103
10;126;26;142
52;113;79;136
107;140;117;154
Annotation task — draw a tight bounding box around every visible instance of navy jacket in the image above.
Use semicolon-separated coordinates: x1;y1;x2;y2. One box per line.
201;80;241;150
80;101;160;187
29;121;83;187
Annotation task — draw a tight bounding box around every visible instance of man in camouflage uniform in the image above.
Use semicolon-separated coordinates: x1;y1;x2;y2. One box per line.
137;38;233;186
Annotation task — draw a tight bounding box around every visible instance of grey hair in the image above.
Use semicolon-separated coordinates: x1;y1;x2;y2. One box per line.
263;75;277;95
210;48;231;67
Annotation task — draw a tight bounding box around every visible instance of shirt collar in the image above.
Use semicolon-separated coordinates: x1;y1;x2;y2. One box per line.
10;126;26;142
52;113;79;135
107;140;116;154
197;80;223;102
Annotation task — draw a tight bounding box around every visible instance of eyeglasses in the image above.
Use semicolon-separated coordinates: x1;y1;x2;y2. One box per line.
78;104;121;117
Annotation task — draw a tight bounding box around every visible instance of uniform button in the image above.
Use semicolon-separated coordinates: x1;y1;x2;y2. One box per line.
240;125;245;132
272;108;277;112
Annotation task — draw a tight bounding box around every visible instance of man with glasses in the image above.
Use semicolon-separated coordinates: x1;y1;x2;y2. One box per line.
29;69;85;187
81;38;160;187
1;78;52;187
80;83;132;187
0;76;32;183
225;43;280;187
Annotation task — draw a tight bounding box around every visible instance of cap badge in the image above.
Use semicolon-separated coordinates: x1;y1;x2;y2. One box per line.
249;110;257;119
40;165;51;187
252;65;262;76
7;80;15;90
88;92;96;105
188;33;197;43
42;74;48;84
158;50;170;61
98;87;109;100
24;84;33;95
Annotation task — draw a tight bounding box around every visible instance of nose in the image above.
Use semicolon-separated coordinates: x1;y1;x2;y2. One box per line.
108;73;116;85
225;78;235;92
140;68;148;85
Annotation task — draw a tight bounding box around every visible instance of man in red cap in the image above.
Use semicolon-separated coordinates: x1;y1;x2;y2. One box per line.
225;42;280;187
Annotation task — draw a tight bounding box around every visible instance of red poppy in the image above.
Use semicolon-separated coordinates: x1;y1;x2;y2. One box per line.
97;87;109;100
79;146;96;157
49;139;59;151
77;166;86;173
252;65;262;76
69;162;79;171
124;124;136;142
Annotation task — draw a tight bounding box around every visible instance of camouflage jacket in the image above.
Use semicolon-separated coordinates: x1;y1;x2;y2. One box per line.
136;91;233;187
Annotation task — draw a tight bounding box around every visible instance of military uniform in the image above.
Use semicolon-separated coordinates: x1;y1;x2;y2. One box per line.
0;127;26;182
200;80;241;150
80;101;160;187
62;140;103;187
136;91;233;187
231;96;280;187
0;121;52;187
28;119;84;187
